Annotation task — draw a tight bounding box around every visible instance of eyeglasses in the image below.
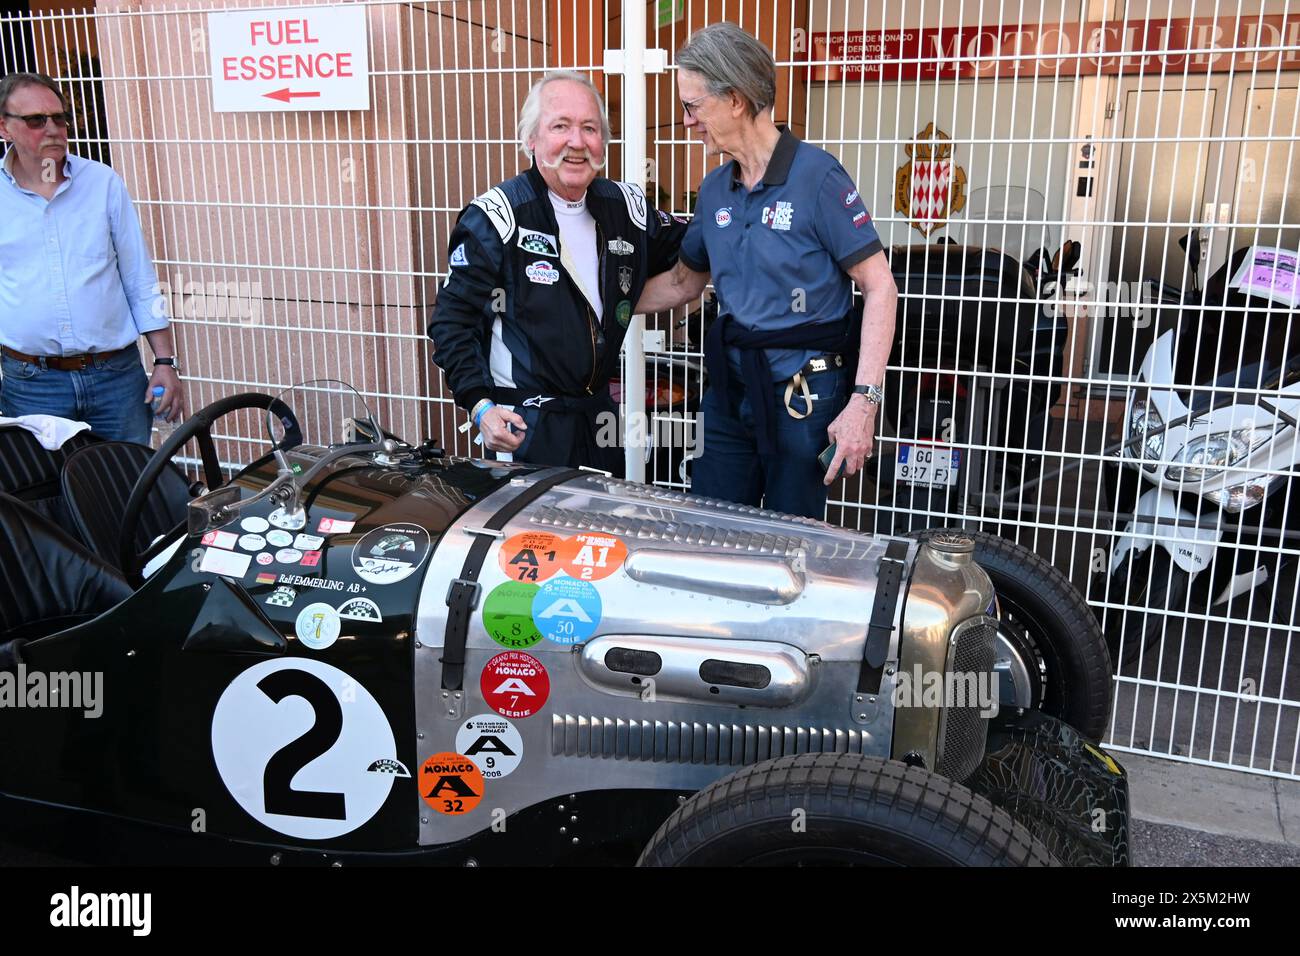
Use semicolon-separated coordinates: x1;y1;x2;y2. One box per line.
680;94;713;119
3;112;73;130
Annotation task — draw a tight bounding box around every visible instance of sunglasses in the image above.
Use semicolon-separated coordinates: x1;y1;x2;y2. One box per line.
3;111;73;130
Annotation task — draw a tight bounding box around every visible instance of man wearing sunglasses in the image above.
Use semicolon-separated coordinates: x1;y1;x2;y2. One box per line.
0;72;185;444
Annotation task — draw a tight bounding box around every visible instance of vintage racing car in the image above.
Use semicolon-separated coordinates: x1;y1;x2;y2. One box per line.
0;382;1126;865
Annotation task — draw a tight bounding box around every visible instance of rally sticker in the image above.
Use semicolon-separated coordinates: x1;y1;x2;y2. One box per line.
481;651;549;719
497;531;563;583
525;261;560;285
257;552;274;565
338;597;382;622
318;517;355;534
419;752;484;815
268;507;307;531
211;659;401;840
533;577;601;644
276;548;304;564
266;529;294;548
351;524;431;585
199;547;251;577
481;582;543;649
456;715;523;780
202;529;238;550
715;207;732;228
294;533;325;551
238;533;266;552
559;533;627;581
266;585;297;608
518;227;559;256
240;516;270;534
255;571;277;585
295;602;341;651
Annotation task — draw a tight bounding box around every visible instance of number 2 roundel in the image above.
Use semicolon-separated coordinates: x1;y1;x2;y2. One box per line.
212;659;405;840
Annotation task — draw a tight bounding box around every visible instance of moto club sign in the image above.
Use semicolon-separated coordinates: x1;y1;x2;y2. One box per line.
808;15;1300;81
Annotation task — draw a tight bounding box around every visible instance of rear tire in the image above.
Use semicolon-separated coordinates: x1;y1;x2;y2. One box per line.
910;529;1112;740
637;753;1057;867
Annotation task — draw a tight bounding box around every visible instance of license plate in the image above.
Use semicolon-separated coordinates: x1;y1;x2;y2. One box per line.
897;445;961;487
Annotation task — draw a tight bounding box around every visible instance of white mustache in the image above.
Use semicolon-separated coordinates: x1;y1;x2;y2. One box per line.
538;149;606;172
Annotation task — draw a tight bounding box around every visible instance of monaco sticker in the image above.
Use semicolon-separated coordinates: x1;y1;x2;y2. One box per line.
481;651;549;719
558;532;627;581
497;531;564;583
351;524;431;585
533;577;602;644
455;715;523;780
419;752;484;815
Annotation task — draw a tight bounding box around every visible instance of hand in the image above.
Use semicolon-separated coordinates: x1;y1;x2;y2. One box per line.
479;404;527;452
824;395;877;485
144;364;186;423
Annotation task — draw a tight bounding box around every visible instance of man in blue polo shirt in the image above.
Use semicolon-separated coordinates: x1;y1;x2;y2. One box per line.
0;72;185;444
637;23;897;518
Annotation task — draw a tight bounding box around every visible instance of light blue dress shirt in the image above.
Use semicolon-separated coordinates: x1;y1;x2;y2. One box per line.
0;149;168;355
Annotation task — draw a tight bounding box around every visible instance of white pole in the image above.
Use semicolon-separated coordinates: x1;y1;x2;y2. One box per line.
619;0;648;483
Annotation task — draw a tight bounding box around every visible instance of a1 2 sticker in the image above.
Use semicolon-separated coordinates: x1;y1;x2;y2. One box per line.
455;715;523;780
482;582;543;649
497;531;564;582
558;533;626;580
419;752;484;815
481;652;549;719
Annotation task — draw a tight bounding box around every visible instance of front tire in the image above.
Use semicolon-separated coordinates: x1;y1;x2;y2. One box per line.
910;529;1112;740
1103;546;1191;667
637;753;1057;866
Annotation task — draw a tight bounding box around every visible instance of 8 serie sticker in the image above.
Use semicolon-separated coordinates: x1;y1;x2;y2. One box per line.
497;531;563;582
419;752;483;815
482;582;542;649
455;715;523;779
352;523;431;585
481;651;549;718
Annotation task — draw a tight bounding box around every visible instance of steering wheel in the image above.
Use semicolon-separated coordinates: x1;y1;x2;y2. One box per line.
119;392;301;587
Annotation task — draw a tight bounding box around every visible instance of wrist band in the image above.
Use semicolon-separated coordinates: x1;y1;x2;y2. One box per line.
472;399;495;428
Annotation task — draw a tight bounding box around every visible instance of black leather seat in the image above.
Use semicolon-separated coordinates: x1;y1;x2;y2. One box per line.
0;492;132;644
60;441;192;573
0;425;100;537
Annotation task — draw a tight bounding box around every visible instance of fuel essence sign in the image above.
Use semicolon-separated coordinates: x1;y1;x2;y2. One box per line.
208;6;370;112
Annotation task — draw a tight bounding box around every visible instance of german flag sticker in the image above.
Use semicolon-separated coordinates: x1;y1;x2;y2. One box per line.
419;752;484;815
255;572;277;585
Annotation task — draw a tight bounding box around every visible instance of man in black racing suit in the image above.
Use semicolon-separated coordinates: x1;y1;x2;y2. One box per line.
428;70;686;475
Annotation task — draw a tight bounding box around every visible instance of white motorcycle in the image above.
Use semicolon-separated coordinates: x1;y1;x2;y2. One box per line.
1102;237;1300;662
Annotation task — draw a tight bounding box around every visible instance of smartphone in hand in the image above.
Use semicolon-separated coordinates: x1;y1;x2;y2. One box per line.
818;441;846;480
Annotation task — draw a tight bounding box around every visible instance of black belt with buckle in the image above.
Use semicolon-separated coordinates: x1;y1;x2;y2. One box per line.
797;353;845;377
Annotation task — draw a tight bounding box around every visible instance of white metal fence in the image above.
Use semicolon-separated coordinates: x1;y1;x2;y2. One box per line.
1;0;1296;779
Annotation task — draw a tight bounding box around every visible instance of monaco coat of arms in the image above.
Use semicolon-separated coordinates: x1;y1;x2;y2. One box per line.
894;122;968;237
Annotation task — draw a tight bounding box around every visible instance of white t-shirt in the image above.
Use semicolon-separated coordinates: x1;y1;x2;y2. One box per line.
549;190;602;319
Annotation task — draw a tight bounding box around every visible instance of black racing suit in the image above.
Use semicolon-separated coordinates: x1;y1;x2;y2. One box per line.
427;163;686;475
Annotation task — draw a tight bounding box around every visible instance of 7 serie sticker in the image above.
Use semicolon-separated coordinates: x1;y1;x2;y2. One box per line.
481;651;549;719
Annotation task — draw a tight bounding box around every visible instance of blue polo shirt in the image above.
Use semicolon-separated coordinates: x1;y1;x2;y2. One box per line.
680;128;883;381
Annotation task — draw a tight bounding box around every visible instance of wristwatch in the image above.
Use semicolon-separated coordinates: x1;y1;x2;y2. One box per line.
852;384;884;405
153;356;181;373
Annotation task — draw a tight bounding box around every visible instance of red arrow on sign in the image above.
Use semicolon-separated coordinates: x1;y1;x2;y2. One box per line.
263;88;321;103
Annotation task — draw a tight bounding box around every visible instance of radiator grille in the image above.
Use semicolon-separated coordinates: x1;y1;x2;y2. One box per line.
936;618;997;782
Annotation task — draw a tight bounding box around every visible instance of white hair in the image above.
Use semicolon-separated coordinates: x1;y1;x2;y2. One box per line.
517;70;610;159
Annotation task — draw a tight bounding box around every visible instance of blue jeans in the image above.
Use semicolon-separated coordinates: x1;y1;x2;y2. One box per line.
0;344;152;445
691;366;847;519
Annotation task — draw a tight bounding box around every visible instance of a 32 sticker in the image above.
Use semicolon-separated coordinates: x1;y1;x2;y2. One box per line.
419;752;484;816
211;659;402;840
268;507;307;531
295;602;341;650
481;651;549;719
559;533;627;581
455;715;523;780
481;582;542;649
533;577;601;644
352;524;431;585
497;531;563;582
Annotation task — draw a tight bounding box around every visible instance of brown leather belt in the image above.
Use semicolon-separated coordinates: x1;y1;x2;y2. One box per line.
1;345;132;371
